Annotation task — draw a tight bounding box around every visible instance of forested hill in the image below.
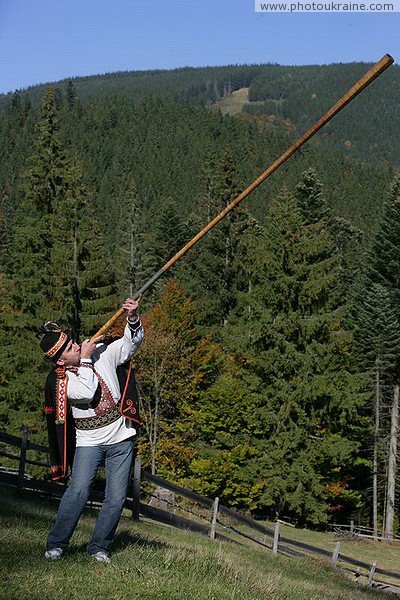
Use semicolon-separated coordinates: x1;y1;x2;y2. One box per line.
0;61;399;247
1;60;399;164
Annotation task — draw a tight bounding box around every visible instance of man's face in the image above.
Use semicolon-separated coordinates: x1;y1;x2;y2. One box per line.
58;340;81;366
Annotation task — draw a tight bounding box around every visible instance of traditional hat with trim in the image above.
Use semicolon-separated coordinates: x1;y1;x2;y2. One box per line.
37;322;72;362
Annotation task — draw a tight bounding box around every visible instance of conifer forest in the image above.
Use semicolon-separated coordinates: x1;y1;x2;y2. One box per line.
1;61;400;533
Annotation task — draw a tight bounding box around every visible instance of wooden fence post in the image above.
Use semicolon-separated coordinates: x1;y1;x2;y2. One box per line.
131;457;141;521
350;520;354;535
331;541;341;567
273;521;281;555
210;497;219;540
368;561;377;587
17;424;29;493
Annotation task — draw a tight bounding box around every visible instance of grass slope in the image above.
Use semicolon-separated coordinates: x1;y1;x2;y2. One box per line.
0;486;388;600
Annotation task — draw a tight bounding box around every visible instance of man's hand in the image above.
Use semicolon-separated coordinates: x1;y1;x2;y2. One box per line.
123;296;141;320
80;336;103;359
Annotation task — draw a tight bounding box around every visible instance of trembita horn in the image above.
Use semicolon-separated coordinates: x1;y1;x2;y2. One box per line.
91;54;394;341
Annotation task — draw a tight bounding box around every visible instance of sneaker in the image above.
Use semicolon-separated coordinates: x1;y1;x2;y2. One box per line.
45;547;63;560
92;551;111;564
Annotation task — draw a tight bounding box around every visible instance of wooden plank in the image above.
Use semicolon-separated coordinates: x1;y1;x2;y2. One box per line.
138;502;235;544
280;535;332;558
0;431;23;445
0;430;48;453
143;470;275;538
143;470;214;507
131;458;141;521
218;504;274;536
0;450;19;461
140;502;211;533
17;425;29;492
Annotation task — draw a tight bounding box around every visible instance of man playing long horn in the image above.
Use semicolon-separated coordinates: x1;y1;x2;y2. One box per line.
37;297;143;564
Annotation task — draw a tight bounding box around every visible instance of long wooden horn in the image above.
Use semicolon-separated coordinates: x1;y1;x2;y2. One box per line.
92;54;394;339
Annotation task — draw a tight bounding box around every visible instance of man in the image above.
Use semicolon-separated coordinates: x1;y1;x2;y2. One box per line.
38;298;143;563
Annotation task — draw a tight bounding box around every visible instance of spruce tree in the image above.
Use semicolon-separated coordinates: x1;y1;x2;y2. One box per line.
113;178;156;300
230;187;365;524
176;146;245;333
349;173;400;536
0;88;116;440
370;174;400;307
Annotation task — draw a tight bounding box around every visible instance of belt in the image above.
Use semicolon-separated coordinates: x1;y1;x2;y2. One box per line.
74;405;121;430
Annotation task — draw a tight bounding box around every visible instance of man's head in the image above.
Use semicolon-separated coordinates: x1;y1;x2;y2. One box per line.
38;322;79;366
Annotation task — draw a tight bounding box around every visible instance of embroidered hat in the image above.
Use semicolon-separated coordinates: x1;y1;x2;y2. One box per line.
37;322;72;361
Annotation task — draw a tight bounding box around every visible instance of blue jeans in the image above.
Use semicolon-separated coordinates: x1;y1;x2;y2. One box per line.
46;438;134;555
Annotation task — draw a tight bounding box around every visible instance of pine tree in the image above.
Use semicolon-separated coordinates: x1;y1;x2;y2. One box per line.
151;196;189;272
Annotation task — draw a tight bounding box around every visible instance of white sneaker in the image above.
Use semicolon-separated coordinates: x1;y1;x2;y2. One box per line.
92;551;111;564
45;547;63;560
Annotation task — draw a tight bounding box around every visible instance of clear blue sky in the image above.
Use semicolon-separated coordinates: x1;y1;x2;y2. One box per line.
0;0;398;95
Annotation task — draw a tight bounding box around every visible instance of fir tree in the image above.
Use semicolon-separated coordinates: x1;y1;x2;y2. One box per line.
370;173;400;308
349;173;400;535
113;178;156;300
230;188;365;524
177;146;245;332
0;88;116;440
295;168;329;224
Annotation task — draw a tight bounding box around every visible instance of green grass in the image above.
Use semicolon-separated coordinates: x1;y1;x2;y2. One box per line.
0;486;391;600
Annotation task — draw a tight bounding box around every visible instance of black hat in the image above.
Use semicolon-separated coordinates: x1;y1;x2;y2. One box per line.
37;322;72;361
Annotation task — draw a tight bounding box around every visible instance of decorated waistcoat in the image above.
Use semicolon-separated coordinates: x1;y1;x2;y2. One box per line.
44;361;142;481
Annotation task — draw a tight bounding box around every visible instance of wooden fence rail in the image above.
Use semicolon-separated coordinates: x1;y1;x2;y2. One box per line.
1;425;400;592
327;520;400;544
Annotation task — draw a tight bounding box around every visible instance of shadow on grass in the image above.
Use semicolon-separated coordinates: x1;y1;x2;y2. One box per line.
66;530;170;557
112;529;170;552
1;484;169;569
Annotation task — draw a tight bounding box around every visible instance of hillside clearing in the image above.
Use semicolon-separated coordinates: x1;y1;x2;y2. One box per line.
214;87;249;116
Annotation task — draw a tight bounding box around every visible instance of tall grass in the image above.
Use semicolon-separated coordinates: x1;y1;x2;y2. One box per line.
0;486;387;600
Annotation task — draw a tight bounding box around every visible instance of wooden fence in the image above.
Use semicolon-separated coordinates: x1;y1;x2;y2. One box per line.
1;425;400;594
327;521;400;543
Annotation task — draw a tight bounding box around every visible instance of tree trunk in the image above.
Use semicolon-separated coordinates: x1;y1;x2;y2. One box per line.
129;210;136;298
385;384;399;540
151;358;159;476
373;358;381;540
